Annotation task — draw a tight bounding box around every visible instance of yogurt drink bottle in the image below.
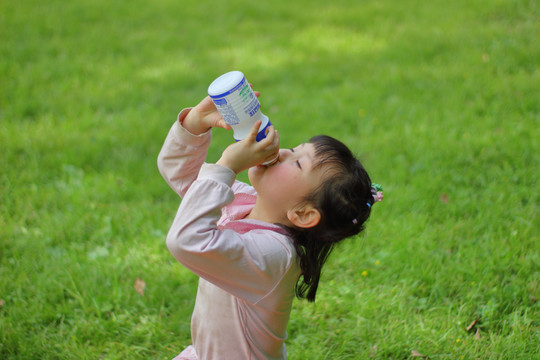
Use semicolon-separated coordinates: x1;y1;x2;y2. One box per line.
208;71;278;165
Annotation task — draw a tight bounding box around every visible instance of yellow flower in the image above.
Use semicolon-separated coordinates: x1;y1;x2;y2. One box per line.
361;270;369;277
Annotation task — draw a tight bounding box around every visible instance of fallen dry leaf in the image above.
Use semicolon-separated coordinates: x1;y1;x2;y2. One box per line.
411;350;427;358
0;299;5;308
440;193;449;203
466;319;480;332
134;278;146;296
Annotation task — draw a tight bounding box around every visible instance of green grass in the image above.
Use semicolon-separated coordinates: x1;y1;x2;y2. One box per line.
1;0;538;358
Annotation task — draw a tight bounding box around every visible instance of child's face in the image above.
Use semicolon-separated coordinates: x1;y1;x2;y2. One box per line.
248;142;323;224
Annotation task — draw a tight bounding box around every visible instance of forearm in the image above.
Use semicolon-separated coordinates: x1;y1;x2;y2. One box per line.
157;108;212;197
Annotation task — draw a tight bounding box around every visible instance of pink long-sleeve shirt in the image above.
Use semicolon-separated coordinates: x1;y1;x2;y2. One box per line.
158;109;301;360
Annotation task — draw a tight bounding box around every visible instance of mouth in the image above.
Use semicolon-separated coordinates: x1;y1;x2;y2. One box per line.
263;156;280;167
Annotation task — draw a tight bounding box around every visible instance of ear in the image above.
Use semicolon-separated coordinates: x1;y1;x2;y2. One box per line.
287;204;321;229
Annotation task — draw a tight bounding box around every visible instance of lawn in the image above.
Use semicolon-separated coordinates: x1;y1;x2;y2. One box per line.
1;0;538;359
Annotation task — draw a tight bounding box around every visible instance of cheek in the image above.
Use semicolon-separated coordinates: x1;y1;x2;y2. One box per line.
269;165;295;179
268;165;300;185
264;168;305;198
250;165;298;193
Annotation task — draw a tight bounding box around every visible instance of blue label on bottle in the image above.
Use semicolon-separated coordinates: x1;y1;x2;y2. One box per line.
213;98;227;105
256;120;272;142
233;119;273;143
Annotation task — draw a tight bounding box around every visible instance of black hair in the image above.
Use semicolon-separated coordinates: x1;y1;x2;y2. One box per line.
287;135;374;302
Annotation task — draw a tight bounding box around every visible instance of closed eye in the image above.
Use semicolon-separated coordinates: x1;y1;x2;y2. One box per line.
290;148;301;168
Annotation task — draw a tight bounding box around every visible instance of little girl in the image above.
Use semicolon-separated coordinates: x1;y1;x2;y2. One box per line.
158;92;382;360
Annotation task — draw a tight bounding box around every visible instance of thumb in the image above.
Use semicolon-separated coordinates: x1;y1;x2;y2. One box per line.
217;119;232;130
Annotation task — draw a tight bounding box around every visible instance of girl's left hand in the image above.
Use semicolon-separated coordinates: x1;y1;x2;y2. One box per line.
217;120;280;174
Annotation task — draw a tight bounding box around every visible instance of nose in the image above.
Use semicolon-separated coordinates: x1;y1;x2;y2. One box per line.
277;149;290;161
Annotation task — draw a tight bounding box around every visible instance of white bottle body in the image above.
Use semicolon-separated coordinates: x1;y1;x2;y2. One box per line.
208;71;272;142
208;71;277;165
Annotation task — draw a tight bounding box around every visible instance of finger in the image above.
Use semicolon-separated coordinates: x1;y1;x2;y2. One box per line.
272;129;280;148
202;95;216;109
264;135;280;164
217;119;232;130
256;126;274;148
268;129;280;155
246;120;262;141
260;132;279;163
249;84;261;98
264;126;275;143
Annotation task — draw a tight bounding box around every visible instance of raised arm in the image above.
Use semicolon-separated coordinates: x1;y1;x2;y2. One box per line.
157;95;233;197
157;108;212;198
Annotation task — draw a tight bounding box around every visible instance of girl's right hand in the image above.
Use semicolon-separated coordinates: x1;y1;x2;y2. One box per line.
183;91;261;135
182;96;230;135
217;120;279;174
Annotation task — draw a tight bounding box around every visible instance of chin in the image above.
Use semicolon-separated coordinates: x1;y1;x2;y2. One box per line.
248;164;267;189
247;166;258;184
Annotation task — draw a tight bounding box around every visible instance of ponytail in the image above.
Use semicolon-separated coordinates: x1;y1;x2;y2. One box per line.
289;227;337;301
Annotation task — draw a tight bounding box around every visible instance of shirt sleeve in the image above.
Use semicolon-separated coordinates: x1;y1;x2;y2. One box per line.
166;163;295;304
157;108;212;198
